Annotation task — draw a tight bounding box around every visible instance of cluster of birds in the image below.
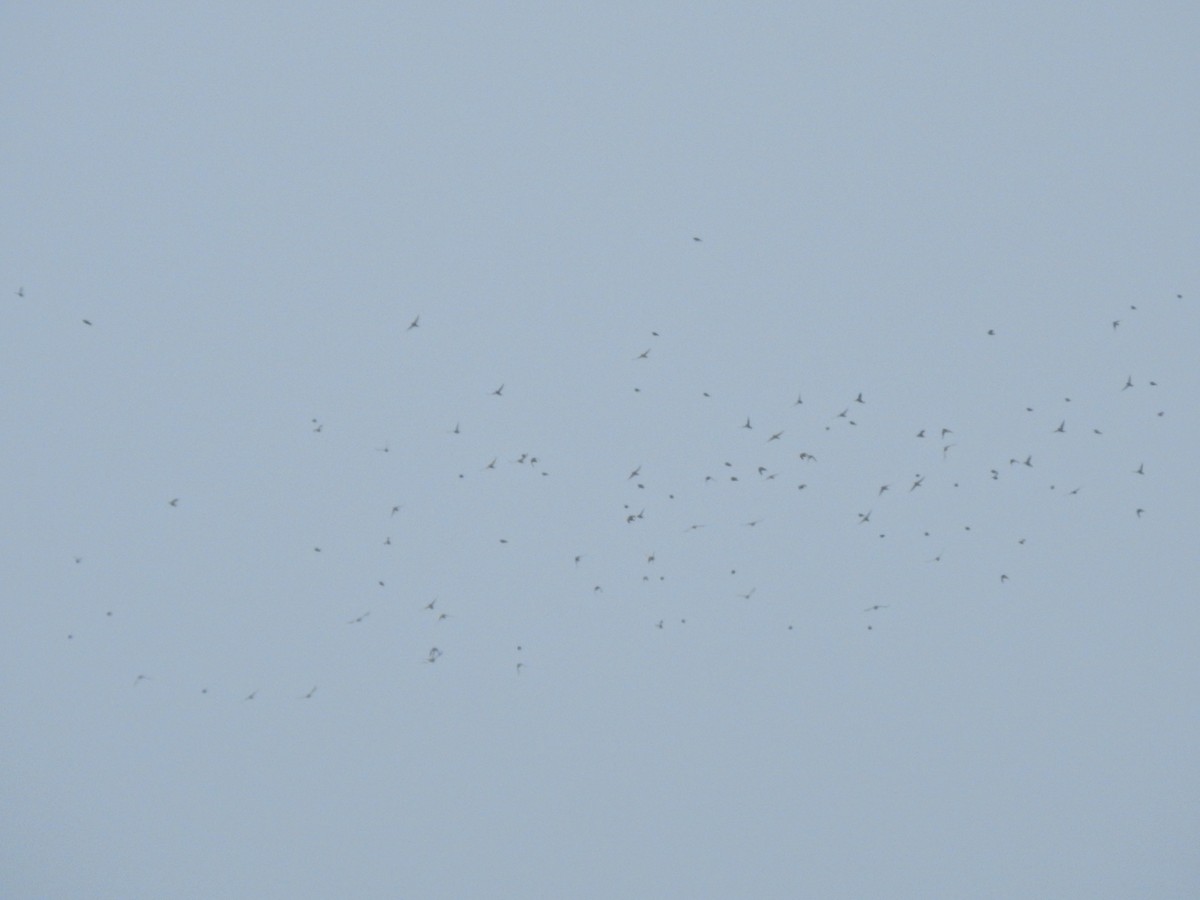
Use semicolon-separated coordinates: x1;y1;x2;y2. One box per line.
24;273;1188;701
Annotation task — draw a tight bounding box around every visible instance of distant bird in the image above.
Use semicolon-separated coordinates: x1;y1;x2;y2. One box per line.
303;686;317;699
798;452;817;462
855;393;865;404
635;349;650;360
864;605;888;612
1112;320;1120;329
574;555;583;566
244;690;258;701
793;393;803;406
628;465;641;479
878;484;890;495
1000;574;1009;583
485;457;497;470
450;422;460;434
737;588;756;599
408;315;420;330
15;287;23;298
424;598;437;610
1122;376;1133;390
916;430;926;438
168;498;179;507
941;428;953;438
424;647;442;664
767;430;784;442
1054;421;1066;433
1134;463;1144;475
82;319;93;326
742;417;752;429
692;236;702;242
133;675;149;686
1136;508;1145;518
910;475;924;492
857;511;871;524
347;611;370;624
492;384;504;396
391;505;402;516
987;329;995;335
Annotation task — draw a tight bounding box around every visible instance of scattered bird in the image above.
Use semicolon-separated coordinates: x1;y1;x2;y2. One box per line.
168;498;179;507
302;686;318;699
492;384;504;396
408;315;420;330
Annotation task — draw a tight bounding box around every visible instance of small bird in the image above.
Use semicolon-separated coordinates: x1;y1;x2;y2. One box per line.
492;384;504;396
168;498;179;507
628;465;641;479
1134;463;1144;475
857;511;871;524
855;393;865;404
793;393;803;406
864;605;888;612
987;329;995;335
1000;574;1009;583
767;430;784;442
1054;421;1066;433
1122;376;1133;390
916;430;926;438
408;315;420;330
303;686;318;699
245;690;258;701
910;475;924;491
878;484;890;495
347;611;370;624
635;349;650;360
82;319;93;326
692;236;702;242
15;287;23;298
391;505;402;516
742;417;752;429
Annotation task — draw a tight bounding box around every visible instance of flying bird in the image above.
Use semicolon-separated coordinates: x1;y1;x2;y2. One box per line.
408;315;420;330
492;384;504;396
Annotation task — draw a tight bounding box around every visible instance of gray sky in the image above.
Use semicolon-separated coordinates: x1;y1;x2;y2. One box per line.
3;4;1198;898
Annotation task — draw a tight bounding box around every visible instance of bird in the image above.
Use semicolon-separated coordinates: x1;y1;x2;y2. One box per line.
1134;463;1144;475
767;430;784;442
855;393;865;404
910;475;924;491
82;319;92;326
635;349;650;360
302;686;318;699
793;393;803;406
1054;421;1066;433
492;384;504;396
15;287;23;298
864;605;888;612
628;465;641;479
244;690;258;701
1122;376;1133;390
347;611;370;624
857;511;871;524
408;315;420;330
168;498;179;507
391;505;402;516
878;484;890;495
692;236;702;242
1000;574;1009;583
742;417;752;429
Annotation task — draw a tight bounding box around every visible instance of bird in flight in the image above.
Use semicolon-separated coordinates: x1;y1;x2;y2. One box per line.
767;430;784;442
15;287;23;298
857;511;872;524
855;393;865;404
878;484;890;495
1054;421;1066;433
742;417;752;429
864;604;888;612
302;686;317;699
82;319;93;326
408;315;420;330
909;475;924;491
492;384;504;396
244;690;258;701
347;611;370;624
168;498;179;507
793;393;803;406
635;349;650;360
628;465;641;480
1122;376;1133;390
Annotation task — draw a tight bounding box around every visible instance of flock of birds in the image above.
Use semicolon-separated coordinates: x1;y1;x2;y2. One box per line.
23;273;1189;703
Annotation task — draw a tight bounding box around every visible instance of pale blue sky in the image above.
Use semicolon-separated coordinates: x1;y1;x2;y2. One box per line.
2;4;1198;898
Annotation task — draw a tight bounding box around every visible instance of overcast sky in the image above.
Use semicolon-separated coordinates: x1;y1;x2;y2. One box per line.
2;4;1198;898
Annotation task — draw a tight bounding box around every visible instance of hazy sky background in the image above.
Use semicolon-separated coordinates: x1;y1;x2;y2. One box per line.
3;4;1198;898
